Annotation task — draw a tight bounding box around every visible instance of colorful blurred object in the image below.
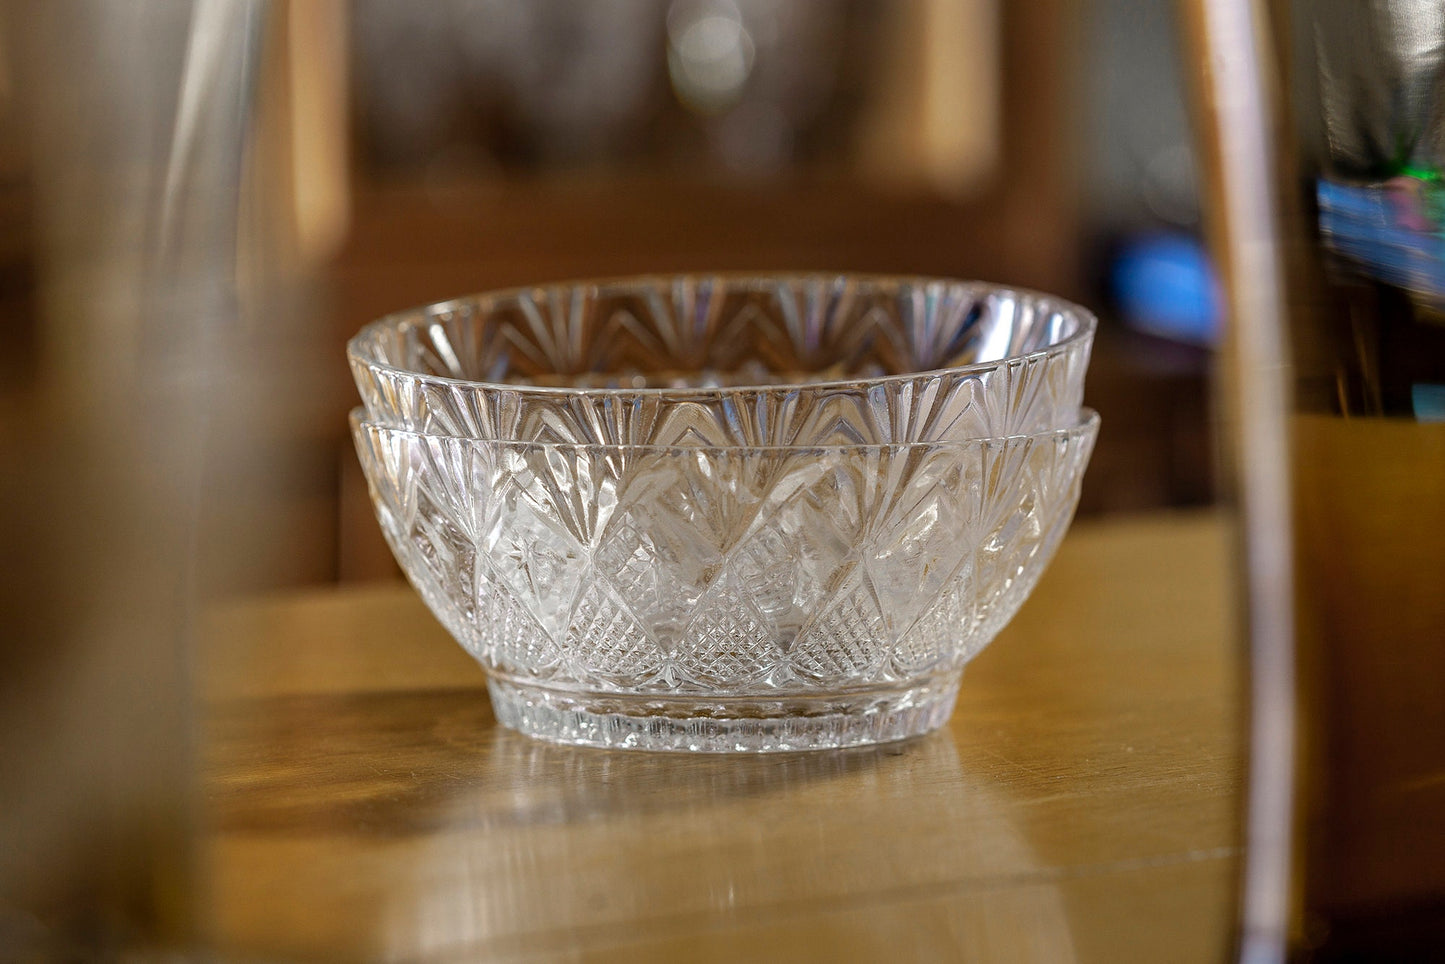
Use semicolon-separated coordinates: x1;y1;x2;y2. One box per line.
1318;176;1445;302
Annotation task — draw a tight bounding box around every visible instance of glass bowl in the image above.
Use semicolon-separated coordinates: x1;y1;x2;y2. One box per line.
350;408;1100;752
348;274;1095;446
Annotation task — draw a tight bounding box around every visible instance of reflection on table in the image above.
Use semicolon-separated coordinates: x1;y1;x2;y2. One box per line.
202;512;1240;962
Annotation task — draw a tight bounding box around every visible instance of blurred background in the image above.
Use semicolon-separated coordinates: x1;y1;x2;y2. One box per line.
0;0;1219;588
0;0;1220;952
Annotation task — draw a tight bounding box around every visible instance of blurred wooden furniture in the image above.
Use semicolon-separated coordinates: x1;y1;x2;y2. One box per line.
201;510;1242;961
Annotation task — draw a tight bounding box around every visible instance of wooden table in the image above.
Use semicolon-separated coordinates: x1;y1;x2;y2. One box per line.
202;511;1242;962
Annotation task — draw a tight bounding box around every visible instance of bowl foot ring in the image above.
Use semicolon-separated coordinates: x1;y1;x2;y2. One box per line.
486;673;962;752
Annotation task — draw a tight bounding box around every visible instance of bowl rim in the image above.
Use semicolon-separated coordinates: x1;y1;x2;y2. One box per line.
349;406;1101;453
347;272;1098;399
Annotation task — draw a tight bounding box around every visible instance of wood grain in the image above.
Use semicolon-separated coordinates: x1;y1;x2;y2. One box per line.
200;511;1242;961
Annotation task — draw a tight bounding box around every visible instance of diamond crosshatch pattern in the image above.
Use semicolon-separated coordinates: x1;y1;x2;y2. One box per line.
353;413;1099;712
348;276;1098;750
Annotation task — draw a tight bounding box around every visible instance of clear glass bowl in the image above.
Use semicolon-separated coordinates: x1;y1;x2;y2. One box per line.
348;274;1095;446
351;408;1101;752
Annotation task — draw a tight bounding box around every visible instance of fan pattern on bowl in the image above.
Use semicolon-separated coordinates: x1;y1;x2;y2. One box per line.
350;276;1093;445
353;413;1099;697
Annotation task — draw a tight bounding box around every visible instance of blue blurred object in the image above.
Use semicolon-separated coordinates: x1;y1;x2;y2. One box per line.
1413;383;1445;422
1317;178;1445;302
1111;231;1221;345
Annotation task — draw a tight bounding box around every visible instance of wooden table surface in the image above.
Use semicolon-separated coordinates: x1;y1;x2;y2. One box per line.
201;511;1243;962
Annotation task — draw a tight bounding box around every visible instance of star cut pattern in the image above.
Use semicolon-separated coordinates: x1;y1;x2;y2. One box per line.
351;276;1093;447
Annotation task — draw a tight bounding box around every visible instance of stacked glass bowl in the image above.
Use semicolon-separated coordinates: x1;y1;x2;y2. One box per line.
348;274;1098;752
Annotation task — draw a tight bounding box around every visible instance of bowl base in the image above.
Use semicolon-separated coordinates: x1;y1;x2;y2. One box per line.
486;673;961;752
